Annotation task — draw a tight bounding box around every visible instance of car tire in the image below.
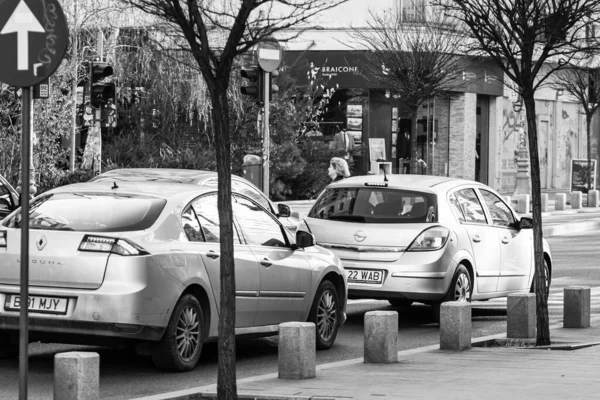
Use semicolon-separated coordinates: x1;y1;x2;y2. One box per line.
308;280;341;350
151;294;204;372
530;257;551;298
0;332;18;359
432;264;472;322
388;299;413;309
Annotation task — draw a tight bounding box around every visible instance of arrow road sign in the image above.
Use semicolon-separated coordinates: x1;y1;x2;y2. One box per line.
1;0;45;71
0;0;69;87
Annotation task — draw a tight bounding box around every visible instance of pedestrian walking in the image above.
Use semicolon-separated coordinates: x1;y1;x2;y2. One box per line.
331;126;355;162
328;157;351;182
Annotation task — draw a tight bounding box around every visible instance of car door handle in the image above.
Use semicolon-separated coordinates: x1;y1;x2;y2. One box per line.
260;258;273;267
206;251;220;260
501;237;509;244
472;235;481;243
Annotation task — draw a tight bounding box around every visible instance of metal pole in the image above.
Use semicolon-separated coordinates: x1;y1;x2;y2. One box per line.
263;71;270;197
432;97;436;175
94;29;104;176
19;86;32;400
70;1;77;173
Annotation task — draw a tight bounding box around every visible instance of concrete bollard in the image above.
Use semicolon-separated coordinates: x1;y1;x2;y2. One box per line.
588;190;600;208
364;311;398;364
517;195;531;214
440;302;471;351
278;322;316;379
541;193;548;212
563;286;591;328
571;191;582;209
54;352;99;400
507;293;536;339
555;193;567;211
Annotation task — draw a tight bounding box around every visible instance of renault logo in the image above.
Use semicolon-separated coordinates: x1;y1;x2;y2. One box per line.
36;235;47;251
353;230;367;242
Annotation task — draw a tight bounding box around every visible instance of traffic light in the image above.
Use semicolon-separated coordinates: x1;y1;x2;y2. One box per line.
240;65;264;104
269;69;279;99
89;62;114;108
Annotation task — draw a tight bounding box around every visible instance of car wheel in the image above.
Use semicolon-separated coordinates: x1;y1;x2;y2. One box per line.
530;257;551;298
388;299;413;309
0;332;18;359
432;265;472;322
151;294;204;372
308;280;340;350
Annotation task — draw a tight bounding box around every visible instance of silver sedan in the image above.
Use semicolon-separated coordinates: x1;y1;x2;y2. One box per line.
301;174;551;319
0;181;347;371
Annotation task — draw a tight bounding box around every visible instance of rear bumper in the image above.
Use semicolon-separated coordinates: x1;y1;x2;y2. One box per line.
0;256;184;343
343;249;457;302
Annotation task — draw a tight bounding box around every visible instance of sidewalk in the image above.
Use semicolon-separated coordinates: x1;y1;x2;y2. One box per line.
136;315;600;400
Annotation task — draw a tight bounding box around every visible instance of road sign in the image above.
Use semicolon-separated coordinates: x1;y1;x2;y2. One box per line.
0;0;69;87
257;41;282;73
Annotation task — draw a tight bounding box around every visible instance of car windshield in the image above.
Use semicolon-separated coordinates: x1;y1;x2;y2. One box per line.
2;192;166;232
308;187;437;223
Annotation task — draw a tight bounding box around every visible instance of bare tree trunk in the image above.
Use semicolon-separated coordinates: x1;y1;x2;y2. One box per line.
411;107;419;174
587;113;592;193
212;85;237;399
523;94;550;346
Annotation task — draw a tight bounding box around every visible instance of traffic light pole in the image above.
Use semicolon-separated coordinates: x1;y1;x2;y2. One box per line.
263;71;270;197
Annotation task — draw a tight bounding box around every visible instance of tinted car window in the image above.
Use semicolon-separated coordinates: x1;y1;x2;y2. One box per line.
0;181;14;217
190;193;244;244
2;193;166;232
233;195;288;247
182;206;204;242
309;187;437;223
480;189;515;227
204;177;272;212
448;193;466;223
453;188;487;224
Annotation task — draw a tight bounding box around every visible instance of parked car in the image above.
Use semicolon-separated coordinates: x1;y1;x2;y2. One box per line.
90;168;302;233
0;180;347;371
0;174;19;221
300;174;552;319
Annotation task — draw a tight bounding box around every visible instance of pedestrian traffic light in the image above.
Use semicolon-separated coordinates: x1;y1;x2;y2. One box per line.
240;65;264;104
269;69;279;99
89;62;114;108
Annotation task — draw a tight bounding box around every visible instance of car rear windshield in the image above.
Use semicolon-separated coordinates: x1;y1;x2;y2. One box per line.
308;187;437;223
2;192;166;232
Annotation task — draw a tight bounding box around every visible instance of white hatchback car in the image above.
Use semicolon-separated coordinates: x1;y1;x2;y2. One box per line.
301;174;551;317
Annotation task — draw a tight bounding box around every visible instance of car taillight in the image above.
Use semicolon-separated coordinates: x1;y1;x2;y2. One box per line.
406;226;450;252
78;235;149;256
0;231;6;248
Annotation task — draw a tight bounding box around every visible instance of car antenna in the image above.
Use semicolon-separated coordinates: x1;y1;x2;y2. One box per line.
112;182;119;190
381;165;388;182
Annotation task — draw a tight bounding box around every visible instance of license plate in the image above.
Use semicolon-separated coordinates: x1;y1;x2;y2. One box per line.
346;269;384;284
4;295;68;315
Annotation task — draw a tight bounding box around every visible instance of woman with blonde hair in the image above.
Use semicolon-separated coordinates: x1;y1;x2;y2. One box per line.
328;157;351;182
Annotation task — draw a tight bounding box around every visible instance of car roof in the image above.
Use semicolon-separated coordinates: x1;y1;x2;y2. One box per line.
46;180;213;200
91;168;219;184
330;174;469;191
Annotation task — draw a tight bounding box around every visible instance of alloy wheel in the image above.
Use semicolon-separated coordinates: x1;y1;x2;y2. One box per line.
176;306;200;362
317;290;338;342
453;273;471;302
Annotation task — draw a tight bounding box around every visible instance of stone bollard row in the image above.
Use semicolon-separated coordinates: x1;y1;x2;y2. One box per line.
278;322;316;379
564;286;591;328
555;193;567;210
440;302;471;351
54;352;99;400
571;191;583;209
588;190;600;208
507;293;536;339
364;311;398;364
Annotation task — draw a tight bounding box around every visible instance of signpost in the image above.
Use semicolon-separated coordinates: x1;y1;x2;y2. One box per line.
256;41;282;197
0;1;68;398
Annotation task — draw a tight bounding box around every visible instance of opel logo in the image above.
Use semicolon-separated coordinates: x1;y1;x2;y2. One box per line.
36;235;47;251
353;230;367;242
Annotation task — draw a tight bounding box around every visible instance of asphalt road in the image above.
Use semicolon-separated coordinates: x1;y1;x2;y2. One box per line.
0;230;598;399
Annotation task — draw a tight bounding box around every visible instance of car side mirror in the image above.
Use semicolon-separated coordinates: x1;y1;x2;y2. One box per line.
296;230;315;248
519;216;533;229
278;203;291;218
